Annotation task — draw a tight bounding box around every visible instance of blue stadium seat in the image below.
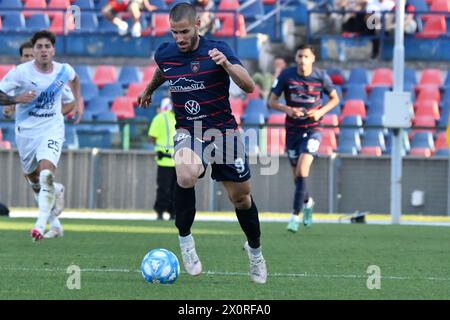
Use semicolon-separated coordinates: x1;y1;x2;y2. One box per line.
341;115;363;135
118;66;141;88
72;12;98;33
410;132;434;150
365;114;387;134
77;129;113;148
73;0;94;9
344;84;367;103
442;88;450;103
85;96;110;117
444;72;450;88
98;16;119;33
135;105;156;121
348;68;368;85
80;82;99;103
151;0;167;9
99;83;124;103
363;130;386;151
242;112;265;126
244;98;269;118
337;132;361;154
367;99;384;117
77;110;93;131
437;101;450;128
1;12;25;31
240;0;265;21
94;0;108;10
385;131;411;155
404;68;417;86
435;148;450;156
94;111;120;133
407;0;428;11
0;0;22;9
26;13;50;32
0;126;16;148
74;65;92;84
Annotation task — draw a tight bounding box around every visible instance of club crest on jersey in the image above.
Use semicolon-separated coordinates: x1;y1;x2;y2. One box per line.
306;85;315;92
191;61;200;73
56;80;64;88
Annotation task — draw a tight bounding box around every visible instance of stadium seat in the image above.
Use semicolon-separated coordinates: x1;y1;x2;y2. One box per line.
0;65;15;79
94;111;120;133
409;147;432;157
245;85;262;101
326;68;345;86
412;115;436;136
243;98;269;119
150;0;167;8
408;0;429;11
230;97;245;117
73;0;95;9
48;0;71;9
0;0;22;9
70;12;98;33
411;131;435;151
361;146;382;156
318;144;333;156
218;0;239;10
0;140;11;150
321;114;339;134
435;131;448;149
416;16;446;38
442;88;450;102
321;129;337;150
74;65;92;84
367;99;385;118
418;68;442;88
77;129;113;148
340;100;366;121
49;11;76;34
414;99;440;120
152;13;170;36
267;113;286;125
347;68;368;85
416;86;440;103
99;83;124;103
126;82;147;101
63;125;79;149
363;129;386;152
344;84;367;103
80;82;99;103
118;66;141;88
111;96;136;119
93;66;117;88
142;64;158;83
85;97;110;117
23;0;46;17
1;12;25;31
435;148;450;156
429;0;450;12
404;68;417;86
213;13;246;37
240;0;264;21
370;68;393;88
25;13;50;31
266;127;286;155
341;115;364;138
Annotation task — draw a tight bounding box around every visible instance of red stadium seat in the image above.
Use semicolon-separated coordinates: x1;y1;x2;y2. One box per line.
111;96;136;119
416;16;446;38
126;82;147;101
267;113;286;125
48;0;71;8
318;144;333;156
321;129;337;150
414;99;440;120
417;68;443;90
266;127;286;155
340;99;366;121
430;0;450;12
361;146;382;156
0;141;11;150
218;0;240;10
230;97;245;116
409;147;432;157
142;64;157;83
23;0;47;17
49;12;75;34
93;66;117;88
152;13;170;36
435;131;449;149
321;114;340;134
213;13;246;37
370;68;393;87
0;64;15;79
416;86;441;103
245;84;262;102
412;115;436;136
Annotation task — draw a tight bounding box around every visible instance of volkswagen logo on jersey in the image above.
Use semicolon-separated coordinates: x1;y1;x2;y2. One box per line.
185;100;201;115
191;61;200;73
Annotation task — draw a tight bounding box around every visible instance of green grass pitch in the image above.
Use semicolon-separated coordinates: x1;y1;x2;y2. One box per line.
0;217;449;300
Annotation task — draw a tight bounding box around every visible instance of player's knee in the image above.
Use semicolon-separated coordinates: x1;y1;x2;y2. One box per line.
39;169;54;188
177;172;197;188
231;193;251;210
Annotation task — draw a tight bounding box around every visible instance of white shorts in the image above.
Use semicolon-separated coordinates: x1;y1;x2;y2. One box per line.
15;130;65;175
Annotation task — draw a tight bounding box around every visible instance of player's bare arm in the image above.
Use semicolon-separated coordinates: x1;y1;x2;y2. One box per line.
306;89;340;121
268;93;302;118
208;48;255;93
67;75;83;124
138;67;166;107
2;105;16;118
61;101;76;116
0;90;36;105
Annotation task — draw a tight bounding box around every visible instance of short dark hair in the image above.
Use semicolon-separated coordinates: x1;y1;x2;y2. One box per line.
170;2;197;24
19;40;33;56
30;30;56;47
296;44;315;55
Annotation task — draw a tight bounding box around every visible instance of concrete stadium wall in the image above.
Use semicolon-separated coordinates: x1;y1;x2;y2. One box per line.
0;150;448;215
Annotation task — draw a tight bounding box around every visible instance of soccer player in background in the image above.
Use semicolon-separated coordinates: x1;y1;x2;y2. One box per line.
268;44;340;233
138;3;267;284
1;39;78;239
0;30;82;241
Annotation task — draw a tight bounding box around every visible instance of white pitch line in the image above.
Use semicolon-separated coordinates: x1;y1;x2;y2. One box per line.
1;266;449;282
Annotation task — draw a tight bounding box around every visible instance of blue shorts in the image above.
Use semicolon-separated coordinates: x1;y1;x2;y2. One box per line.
174;130;251;182
286;127;322;167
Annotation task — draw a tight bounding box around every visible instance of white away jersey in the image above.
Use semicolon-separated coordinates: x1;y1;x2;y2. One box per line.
0;60;76;136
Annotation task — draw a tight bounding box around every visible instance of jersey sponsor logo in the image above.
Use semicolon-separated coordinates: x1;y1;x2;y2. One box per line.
184;100;201;115
290;93;317;104
168;77;206;92
56;80;64;88
174;133;190;142
163;67;172;72
191;61;200;73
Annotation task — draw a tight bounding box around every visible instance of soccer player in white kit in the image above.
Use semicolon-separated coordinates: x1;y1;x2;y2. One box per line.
2;39;78;239
0;30;82;241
